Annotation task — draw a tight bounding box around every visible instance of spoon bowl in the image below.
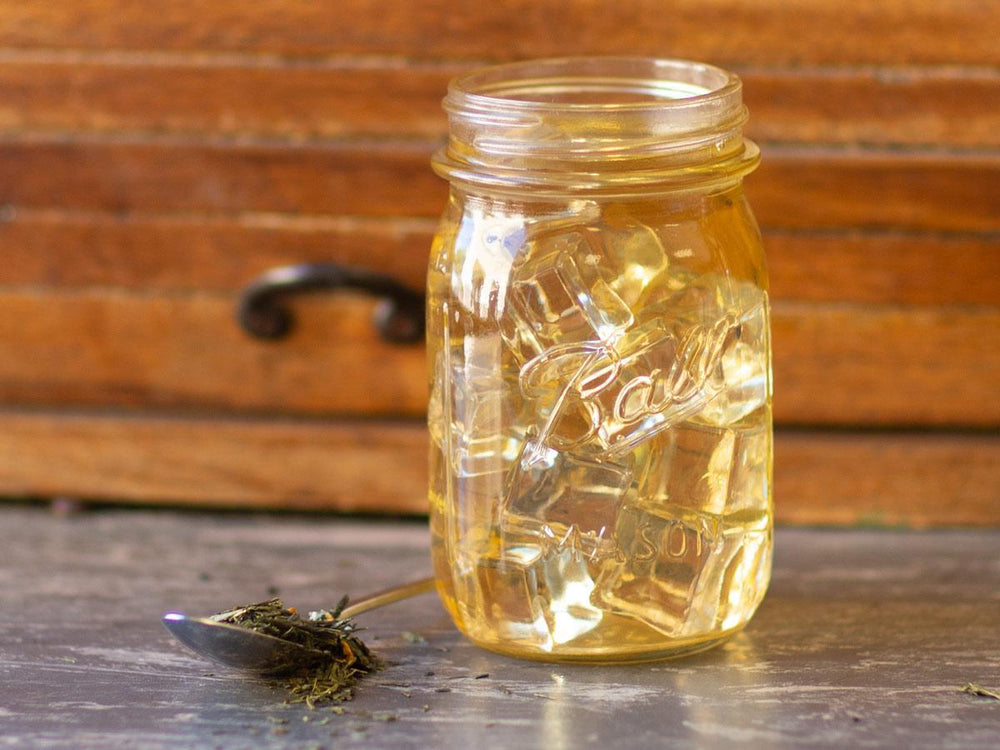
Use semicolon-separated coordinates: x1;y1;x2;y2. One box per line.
162;576;436;674
162;612;329;674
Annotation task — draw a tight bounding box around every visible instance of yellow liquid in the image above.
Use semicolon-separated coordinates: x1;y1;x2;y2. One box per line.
427;188;772;661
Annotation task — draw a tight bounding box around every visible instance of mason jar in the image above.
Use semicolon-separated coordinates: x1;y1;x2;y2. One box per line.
427;57;772;661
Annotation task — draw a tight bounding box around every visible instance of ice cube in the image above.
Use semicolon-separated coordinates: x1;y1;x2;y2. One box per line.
584;314;739;456
449;334;512;478
600;208;671;308
512;301;743;460
427;349;446;451
450;200;600;323
593;503;771;637
722;419;771;519
457;540;604;650
696;297;769;427
506;229;634;358
631;418;771;519
592;505;719;636
538;544;603;644
516;342;609;453
457;545;553;651
626;220;719;315
682;526;770;635
452;212;524;319
630;274;769;428
632;422;730;516
718;528;771;631
502;440;633;559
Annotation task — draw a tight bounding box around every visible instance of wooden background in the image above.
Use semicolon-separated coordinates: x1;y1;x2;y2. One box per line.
0;1;997;526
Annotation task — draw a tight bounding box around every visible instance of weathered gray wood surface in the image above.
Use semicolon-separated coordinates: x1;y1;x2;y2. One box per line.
1;504;998;749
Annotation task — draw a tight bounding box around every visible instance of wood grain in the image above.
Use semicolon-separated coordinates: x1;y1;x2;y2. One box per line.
765;231;1000;307
3;210;999;307
0;411;427;512
743;67;1000;148
777;429;1000;528
0;288;995;426
0;209;435;293
0;139;997;232
1;59;997;147
749;151;1000;233
0;289;429;417
0;410;995;526
772;304;1000;427
0;137;442;218
0;1;995;65
4;510;1000;750
0;0;996;525
0;59;452;140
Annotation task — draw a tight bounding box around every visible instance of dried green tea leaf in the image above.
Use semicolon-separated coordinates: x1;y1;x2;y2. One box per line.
961;682;1000;701
214;597;378;706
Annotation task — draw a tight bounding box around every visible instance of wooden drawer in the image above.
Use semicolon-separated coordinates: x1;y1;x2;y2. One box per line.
1;1;997;525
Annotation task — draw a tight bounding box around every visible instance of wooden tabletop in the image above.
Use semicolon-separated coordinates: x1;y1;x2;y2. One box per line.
2;504;998;748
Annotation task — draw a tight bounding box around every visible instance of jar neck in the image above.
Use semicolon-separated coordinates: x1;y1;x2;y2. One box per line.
433;57;759;198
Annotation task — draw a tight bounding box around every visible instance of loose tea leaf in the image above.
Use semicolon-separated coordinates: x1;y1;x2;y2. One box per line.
961;682;1000;701
213;597;378;706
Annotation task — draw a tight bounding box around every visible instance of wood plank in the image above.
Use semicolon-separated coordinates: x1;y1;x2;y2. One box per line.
748;150;1000;233
0;410;428;513
1;59;998;148
3;210;998;307
744;67;1000;148
777;430;1000;528
0;1;995;65
0;137;442;218
771;304;1000;427
764;230;1000;307
5;515;1000;750
0;288;429;417
0;59;452;140
0;210;435;292
0;409;995;526
0;288;996;426
0;138;998;232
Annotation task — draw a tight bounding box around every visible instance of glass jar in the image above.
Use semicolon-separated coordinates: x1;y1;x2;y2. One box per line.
427;57;772;662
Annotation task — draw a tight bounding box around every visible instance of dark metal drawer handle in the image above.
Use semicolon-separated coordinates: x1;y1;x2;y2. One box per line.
237;263;425;344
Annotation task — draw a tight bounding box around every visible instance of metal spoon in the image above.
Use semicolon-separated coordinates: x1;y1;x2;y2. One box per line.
162;576;436;674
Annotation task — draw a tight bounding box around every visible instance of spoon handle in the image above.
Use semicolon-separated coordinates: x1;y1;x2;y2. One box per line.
340;576;436;618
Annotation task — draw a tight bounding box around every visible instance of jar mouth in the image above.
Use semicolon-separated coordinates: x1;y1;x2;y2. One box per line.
446;57;740;111
436;57;758;196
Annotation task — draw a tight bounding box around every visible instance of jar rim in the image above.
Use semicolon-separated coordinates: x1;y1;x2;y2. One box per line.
436;56;758;196
445;57;741;115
